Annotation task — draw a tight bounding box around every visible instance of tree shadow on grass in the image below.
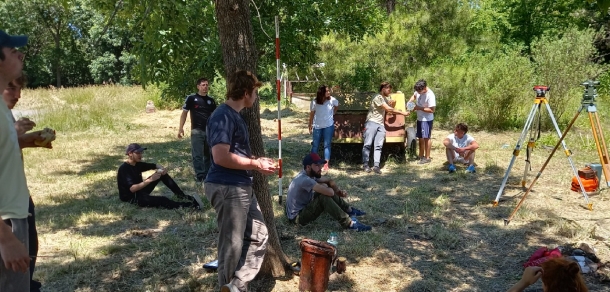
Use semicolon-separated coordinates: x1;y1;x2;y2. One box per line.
269;128;610;292
35;139;222;291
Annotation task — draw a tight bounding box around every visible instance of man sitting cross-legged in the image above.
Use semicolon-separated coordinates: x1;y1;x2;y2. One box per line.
443;123;479;173
286;153;372;232
117;143;203;209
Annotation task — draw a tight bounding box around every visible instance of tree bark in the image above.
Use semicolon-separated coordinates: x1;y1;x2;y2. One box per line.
384;0;396;15
214;0;290;278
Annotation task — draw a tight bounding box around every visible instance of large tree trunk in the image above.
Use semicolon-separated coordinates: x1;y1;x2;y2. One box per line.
214;0;290;278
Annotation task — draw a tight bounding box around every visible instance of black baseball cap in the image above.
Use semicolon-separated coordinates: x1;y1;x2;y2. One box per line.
125;143;147;155
302;153;326;166
0;30;28;48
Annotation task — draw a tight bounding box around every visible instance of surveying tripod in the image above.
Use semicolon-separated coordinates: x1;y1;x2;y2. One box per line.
493;86;591;211
501;80;610;225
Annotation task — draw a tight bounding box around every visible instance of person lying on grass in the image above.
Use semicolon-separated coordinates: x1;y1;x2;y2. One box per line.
507;257;588;292
117;143;203;210
286;153;372;232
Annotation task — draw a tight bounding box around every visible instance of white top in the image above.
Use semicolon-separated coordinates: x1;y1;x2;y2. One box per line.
414;88;436;121
0;97;30;220
310;97;338;129
446;133;475;149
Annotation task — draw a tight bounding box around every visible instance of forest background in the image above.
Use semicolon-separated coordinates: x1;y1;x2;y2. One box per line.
2;0;610;130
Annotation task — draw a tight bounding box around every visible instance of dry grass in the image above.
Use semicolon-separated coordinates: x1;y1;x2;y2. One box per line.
15;86;610;291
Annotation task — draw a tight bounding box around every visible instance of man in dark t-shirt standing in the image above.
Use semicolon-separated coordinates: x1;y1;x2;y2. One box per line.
117;143;203;209
178;77;217;182
205;71;276;292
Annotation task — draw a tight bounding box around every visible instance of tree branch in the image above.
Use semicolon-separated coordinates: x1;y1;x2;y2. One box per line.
250;0;271;40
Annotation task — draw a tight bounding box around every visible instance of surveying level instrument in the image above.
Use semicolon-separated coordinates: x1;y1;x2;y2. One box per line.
493;85;590;216
502;80;610;225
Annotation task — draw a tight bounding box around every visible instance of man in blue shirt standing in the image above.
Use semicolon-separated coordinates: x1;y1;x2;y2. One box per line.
205;70;276;292
178;78;217;182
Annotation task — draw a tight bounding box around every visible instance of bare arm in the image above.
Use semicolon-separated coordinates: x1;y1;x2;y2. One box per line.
14;118;35;135
129;172;162;193
464;140;479;151
507;267;542;292
18;130;49;149
0;221;30;273
308;111;315;134
316;178;346;197
178;110;188;138
414;104;435;113
211;144;275;175
381;103;410;116
312;183;334;197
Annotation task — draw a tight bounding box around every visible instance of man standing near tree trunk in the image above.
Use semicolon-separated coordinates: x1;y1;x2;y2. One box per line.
178;77;217;183
204;70;276;292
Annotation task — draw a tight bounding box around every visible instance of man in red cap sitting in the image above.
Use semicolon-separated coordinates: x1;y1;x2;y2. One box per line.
286;153;372;231
117;143;203;209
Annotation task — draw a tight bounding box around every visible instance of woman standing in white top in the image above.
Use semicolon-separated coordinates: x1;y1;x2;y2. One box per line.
308;85;338;171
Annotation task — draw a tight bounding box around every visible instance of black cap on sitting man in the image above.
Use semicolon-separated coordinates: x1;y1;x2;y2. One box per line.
125;143;147;155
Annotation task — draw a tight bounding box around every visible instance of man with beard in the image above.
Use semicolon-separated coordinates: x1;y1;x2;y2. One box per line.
286;153;372;232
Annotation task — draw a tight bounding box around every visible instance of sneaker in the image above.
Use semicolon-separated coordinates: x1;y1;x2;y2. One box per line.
363;165;371;173
373;166;382;174
220;278;240;292
466;165;476;173
349;220;372;232
221;283;239;292
418;158;431;164
347;207;367;217
448;164;456;173
191;193;204;209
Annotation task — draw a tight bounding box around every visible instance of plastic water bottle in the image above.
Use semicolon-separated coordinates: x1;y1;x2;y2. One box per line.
327;232;339;246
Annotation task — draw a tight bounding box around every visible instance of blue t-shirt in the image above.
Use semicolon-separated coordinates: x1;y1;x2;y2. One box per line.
205;104;253;186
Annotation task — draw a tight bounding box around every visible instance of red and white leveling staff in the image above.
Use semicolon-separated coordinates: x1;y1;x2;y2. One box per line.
275;16;284;203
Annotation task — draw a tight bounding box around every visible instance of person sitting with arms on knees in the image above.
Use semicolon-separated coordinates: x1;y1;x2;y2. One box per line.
117;143;203;209
286;153;372;232
507;257;588;292
443;123;479;173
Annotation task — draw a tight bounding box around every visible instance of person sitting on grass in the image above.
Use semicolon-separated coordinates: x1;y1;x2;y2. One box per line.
117;143;203;210
507;257;588;292
286;153;372;232
443;123;479;173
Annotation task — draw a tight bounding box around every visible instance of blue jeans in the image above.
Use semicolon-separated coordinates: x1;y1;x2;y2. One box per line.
191;128;211;182
311;125;334;161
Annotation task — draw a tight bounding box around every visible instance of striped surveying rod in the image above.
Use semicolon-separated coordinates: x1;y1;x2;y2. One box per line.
275;16;284;204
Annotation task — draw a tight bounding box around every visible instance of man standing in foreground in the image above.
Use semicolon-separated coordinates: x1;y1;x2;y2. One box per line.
205;70;276;292
0;30;32;292
408;79;436;164
178;78;217;182
362;82;409;174
3;75;48;291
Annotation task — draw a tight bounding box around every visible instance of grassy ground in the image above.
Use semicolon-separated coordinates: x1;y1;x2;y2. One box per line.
15;86;610;291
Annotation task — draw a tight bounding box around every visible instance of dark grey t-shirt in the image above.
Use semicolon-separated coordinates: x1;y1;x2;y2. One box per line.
286;170;318;220
205;104;253;186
